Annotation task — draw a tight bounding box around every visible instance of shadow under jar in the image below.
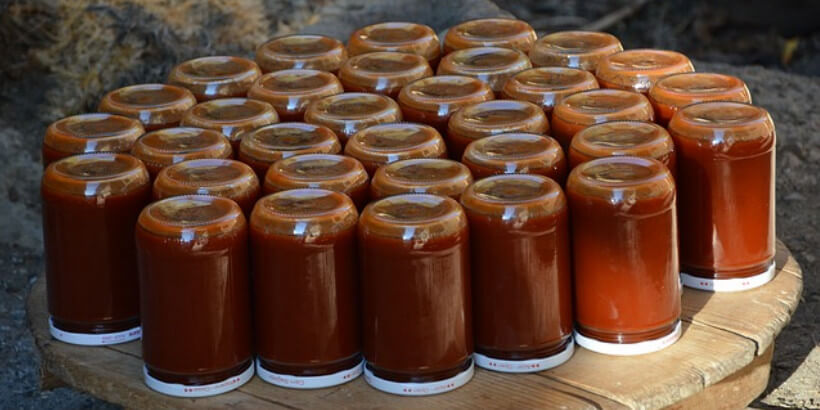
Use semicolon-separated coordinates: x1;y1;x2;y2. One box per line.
167;56;261;102
461;174;573;372
358;194;473;395
99;84;196;131
567;156;681;355
568;120;675;177
247;69;343;122
251;189;362;389
462;133;566;184
255;34;347;74
238;122;341;180
136;195;254;397
437;46;532;94
263;154;370;210
339;51;432;99
648;72;752;126
370;158;473;201
668;102;776;292
42;113;145;167
152;159;261;216
181;98;279;155
42;153;150;345
447;99;548;160
303;92;402;145
528;31;623;72
348;22;441;68
397;75;494;133
130;127;233;179
595;49;694;94
551;88;654;151
344;122;447;175
501;67;599;119
443;18;537;54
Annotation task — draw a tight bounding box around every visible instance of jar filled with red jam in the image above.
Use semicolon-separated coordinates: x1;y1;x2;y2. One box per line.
42;153;150;345
304;92;402;144
370;158;473;201
397;75;494;133
99;84;197;131
501;67;599;118
551;89;654;151
461;174;573;371
344;122;447;175
136;195;253;396
255;34;347;74
444;18;537;54
180;98;279;153
251;189;362;388
42;113;145;167
648;72;752;126
462;133;566;183
264;154;369;209
669;102;775;291
567;156;681;355
247;69;343;122
528;31;623;72
595;49;695;94
348;22;441;68
568;121;675;177
153;159;261;216
447;99;548;160
167;56;261;102
238;122;341;179
359;194;473;395
131;127;233;179
339;51;432;98
437;46;532;94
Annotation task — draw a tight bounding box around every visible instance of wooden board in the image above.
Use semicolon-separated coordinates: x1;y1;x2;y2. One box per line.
27;240;802;409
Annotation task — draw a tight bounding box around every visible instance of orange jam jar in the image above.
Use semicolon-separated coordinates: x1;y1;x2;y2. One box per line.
238;122;341;179
551;89;654;150
180;98;279;154
444;18;537;53
344;123;447;175
528;31;623;72
167;56;261;102
648;72;752;126
370;158;473;200
447;99;548;160
339;51;432;98
595;49;694;94
99;84;196;131
348;22;441;68
247;69;343;122
462;133;566;183
152;158;261;216
255;34;347;74
304;92;402;144
130;127;233;179
501;67;599;118
397;75;494;132
264;154;369;209
569;121;675;177
437;47;532;93
42;113;145;167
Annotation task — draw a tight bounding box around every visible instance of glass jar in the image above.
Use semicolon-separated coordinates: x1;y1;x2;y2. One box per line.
669;102;775;291
167;56;261;102
130;127;233;178
339;51;432;98
255;34;347;74
443;18;537;54
595;49;694;94
348;22;441;68
397;75;494;133
359;194;473;395
99;84;196;131
500;67;599;118
136;195;253;396
447;99;548;160
264;154;369;210
462;133;566;183
370;158;473;200
648;72;752;126
528;31;623;72
42;153;150;345
437;46;532;93
344;122;447;175
568;121;675;177
238;122;341;179
247;69;344;122
42;113;145;167
180;98;279;154
303;92;402;144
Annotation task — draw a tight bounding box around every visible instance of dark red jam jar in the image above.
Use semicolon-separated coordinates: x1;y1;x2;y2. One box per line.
238;122;341;180
348;22;441;68
648;72;752;126
568;121;675;178
370;158;473;201
247;69;344;122
444;18;537;54
462;133;566;183
303;92;402;145
397;75;494;133
255;34;347;74
529;31;623;72
263;154;370;210
99;84;197;131
343;122;447;175
167;56;261;102
130;127;233;179
42;113;145;167
180;98;279;154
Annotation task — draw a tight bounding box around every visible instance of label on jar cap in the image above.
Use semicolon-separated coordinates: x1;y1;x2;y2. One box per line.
49;317;141;346
681;262;775;292
574;321;682;356
256;358;363;389
363;359;474;396
473;339;574;373
143;362;254;398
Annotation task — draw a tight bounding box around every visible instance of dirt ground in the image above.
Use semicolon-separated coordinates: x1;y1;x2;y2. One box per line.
0;0;816;408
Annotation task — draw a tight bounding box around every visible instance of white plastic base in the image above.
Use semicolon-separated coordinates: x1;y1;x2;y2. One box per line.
256;358;363;389
574;321;682;356
363;360;474;396
143;362;254;398
474;339;574;373
681;262;776;292
49;317;141;346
